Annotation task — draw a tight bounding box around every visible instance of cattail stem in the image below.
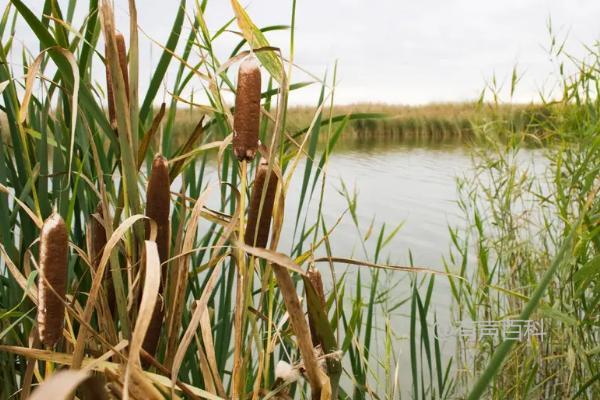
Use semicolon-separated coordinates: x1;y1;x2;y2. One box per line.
233;56;261;161
38;212;68;347
232;160;249;399
142;155;171;359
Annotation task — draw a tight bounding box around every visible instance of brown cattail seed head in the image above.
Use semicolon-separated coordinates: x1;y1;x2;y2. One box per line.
142;296;164;359
245;159;278;248
233;56;261;162
145;155;171;264
90;204;107;271
38;212;68;347
105;31;130;132
143;155;171;358
115;33;130;101
306;267;327;347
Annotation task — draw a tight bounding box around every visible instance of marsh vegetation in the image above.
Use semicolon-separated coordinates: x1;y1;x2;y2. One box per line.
0;1;599;399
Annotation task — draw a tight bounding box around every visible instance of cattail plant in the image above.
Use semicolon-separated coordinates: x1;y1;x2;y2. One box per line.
105;31;130;131
244;159;328;395
244;158;278;248
37;212;68;347
142;155;171;358
233;56;261;161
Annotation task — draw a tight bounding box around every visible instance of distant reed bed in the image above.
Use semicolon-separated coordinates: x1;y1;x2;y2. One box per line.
166;102;551;149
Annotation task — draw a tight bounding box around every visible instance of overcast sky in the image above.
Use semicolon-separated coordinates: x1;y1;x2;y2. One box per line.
10;0;600;105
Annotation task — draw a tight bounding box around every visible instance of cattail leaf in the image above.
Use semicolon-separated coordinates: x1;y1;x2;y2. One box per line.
199;309;226;396
292;112;388;139
229;24;290;58
139;0;186;124
9;0;115;140
29;370;92;400
235;241;306;276
0;270;37;321
171;263;222;395
295;80;325;229
0;183;42;228
124;240;161;399
0;307;35;342
0;344;224;398
78;0;99;76
271;264;327;394
0;80;10;94
19;51;44;124
230;0;284;83
0;245;38;304
72;214;147;370
137;104;166;170
127;0;139;153
313;256;454;276
310;114;349;196
164;185;212;367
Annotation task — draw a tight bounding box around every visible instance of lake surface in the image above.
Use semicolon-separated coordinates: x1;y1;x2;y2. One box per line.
198;137;546;391
276;138;547;391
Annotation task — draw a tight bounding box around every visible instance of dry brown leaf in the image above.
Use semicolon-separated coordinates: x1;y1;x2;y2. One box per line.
165;186;212;367
271;265;327;397
72;214;147;370
312;256;452;276
199;310;225;396
19;52;45;124
29;370;91;400
236;241;306;276
0;345;223;399
171;263;222;393
124;241;161;400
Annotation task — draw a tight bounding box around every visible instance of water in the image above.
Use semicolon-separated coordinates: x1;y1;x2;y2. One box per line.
277;138;547;391
282;142;469;267
196;137;546;390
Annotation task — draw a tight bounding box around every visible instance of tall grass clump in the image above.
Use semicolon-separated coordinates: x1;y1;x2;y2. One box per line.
446;38;600;399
